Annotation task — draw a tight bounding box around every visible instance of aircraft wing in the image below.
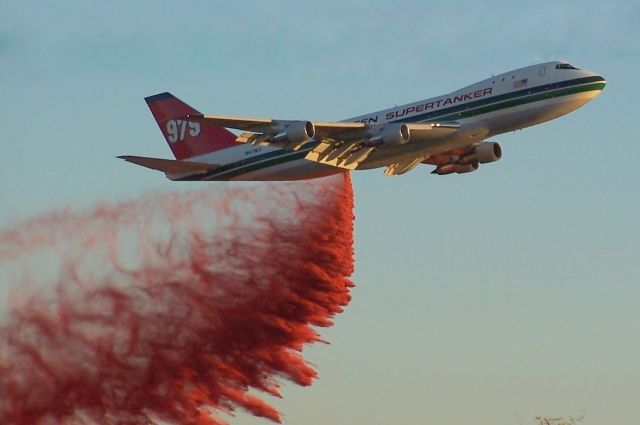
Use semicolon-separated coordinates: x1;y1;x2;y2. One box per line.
188;113;459;140
186;115;273;133
187;113;460;171
186;114;366;140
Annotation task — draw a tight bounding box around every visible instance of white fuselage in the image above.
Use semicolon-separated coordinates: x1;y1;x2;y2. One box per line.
184;61;605;181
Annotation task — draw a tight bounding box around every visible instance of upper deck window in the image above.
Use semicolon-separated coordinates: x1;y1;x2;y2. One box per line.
556;63;579;70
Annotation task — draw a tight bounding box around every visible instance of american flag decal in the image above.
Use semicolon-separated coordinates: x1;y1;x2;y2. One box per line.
513;78;528;89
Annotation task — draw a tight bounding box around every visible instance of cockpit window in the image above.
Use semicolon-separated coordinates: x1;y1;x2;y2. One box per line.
556;63;579;70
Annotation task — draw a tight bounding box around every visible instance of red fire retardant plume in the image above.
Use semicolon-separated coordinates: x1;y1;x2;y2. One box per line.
0;173;354;425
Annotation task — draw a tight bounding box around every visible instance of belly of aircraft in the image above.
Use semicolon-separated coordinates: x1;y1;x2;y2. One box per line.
230;158;342;181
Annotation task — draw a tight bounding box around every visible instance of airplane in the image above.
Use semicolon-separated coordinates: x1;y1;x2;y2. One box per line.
119;61;605;180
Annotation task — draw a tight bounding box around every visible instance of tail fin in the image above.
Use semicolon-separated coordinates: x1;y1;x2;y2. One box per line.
145;92;237;160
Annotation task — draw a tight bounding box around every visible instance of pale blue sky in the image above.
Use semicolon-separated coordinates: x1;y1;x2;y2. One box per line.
1;1;639;424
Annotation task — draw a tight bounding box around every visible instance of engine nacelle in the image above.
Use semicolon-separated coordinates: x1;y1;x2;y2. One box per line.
432;161;479;175
366;123;410;146
272;121;316;144
454;161;479;174
434;143;498;175
468;141;502;164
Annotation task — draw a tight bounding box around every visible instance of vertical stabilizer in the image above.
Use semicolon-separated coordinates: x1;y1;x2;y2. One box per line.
145;92;237;160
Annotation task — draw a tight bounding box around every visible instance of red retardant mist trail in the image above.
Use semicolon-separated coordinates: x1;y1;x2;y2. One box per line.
0;173;354;425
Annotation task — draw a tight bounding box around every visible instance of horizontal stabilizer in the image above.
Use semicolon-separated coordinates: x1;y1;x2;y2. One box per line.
118;155;217;179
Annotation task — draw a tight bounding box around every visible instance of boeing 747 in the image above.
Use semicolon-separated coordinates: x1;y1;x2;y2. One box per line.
120;61;605;180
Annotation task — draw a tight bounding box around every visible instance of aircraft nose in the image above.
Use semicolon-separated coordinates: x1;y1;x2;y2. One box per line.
592;74;606;92
584;70;606;86
586;73;606;101
581;69;606;91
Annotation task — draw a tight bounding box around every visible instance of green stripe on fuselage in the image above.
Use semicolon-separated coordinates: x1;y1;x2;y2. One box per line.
416;81;606;122
194;80;605;180
201;149;312;180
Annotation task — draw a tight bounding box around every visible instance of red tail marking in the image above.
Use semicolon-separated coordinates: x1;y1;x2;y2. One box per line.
146;92;237;160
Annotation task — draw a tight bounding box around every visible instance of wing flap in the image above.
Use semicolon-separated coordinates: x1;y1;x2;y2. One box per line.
305;141;374;170
384;156;427;176
236;131;270;145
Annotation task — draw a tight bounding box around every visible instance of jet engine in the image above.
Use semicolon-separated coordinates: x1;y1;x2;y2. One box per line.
460;141;502;165
474;141;502;163
366;123;411;146
271;121;316;144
